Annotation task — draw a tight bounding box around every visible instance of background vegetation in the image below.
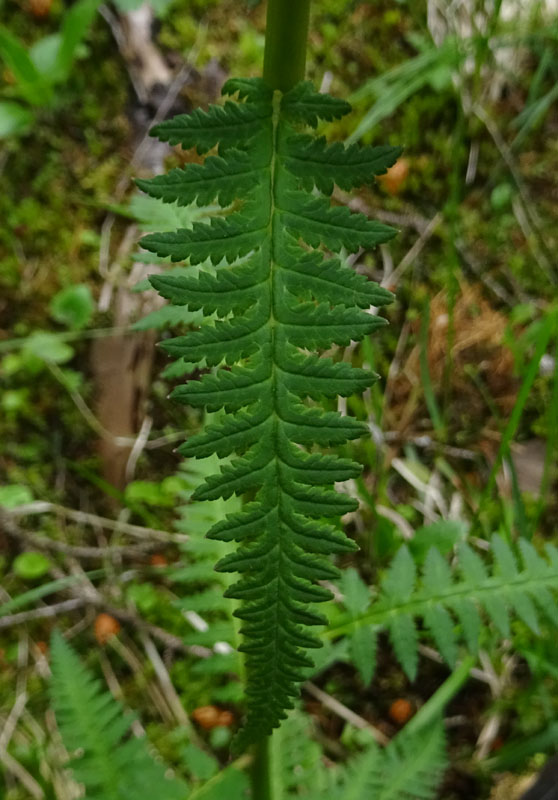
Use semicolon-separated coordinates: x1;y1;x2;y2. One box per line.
1;0;557;797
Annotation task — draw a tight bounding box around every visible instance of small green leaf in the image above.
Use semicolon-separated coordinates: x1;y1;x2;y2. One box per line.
349;626;376;686
1;388;30;413
0;101;34;137
209;725;232;749
29;34;62;76
189;764;248;800
389;614;418;680
340;567;370;615
1;350;43;376
13;552;51;580
126;583;160;614
490;183;513;211
383;545;416;600
0;485;33;508
409;520;467;563
56;0;99;81
427;63;453;91
130;192;213;233
125;480;178;507
180;743;219;781
23;332;74;363
50;285;94;330
0;26;47;104
58;368;83;392
132;304;203;331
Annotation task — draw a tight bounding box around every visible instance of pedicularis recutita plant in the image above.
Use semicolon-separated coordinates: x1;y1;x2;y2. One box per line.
136;0;401;754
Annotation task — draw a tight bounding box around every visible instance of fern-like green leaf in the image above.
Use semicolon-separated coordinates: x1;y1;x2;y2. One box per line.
266;710;446;800
331;722;446;800
49;632;187;800
330;535;558;681
160;456;244;702
341;568;377;685
138;76;396;749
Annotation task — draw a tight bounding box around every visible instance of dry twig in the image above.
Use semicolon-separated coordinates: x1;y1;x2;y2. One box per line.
0;599;87;630
304;681;389;745
3;503;186;543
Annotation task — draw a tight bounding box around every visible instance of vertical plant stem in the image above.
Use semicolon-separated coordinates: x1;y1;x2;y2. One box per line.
404;655;474;737
251;736;273;800
263;0;311;91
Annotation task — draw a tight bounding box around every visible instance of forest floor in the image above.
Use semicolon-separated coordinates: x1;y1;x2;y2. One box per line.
1;1;558;798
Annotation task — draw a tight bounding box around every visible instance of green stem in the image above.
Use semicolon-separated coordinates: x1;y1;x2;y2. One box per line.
251;736;273;800
263;0;311;91
404;656;474;737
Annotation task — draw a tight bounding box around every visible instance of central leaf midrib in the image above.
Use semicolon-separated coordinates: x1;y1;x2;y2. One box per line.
326;569;558;637
262;90;291;702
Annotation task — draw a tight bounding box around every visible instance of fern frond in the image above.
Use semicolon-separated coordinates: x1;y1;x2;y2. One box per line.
272;711;446;800
331;723;446;800
330;535;558;681
49;632;187;800
270;711;327;796
170;456;243;701
138;76;396;749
